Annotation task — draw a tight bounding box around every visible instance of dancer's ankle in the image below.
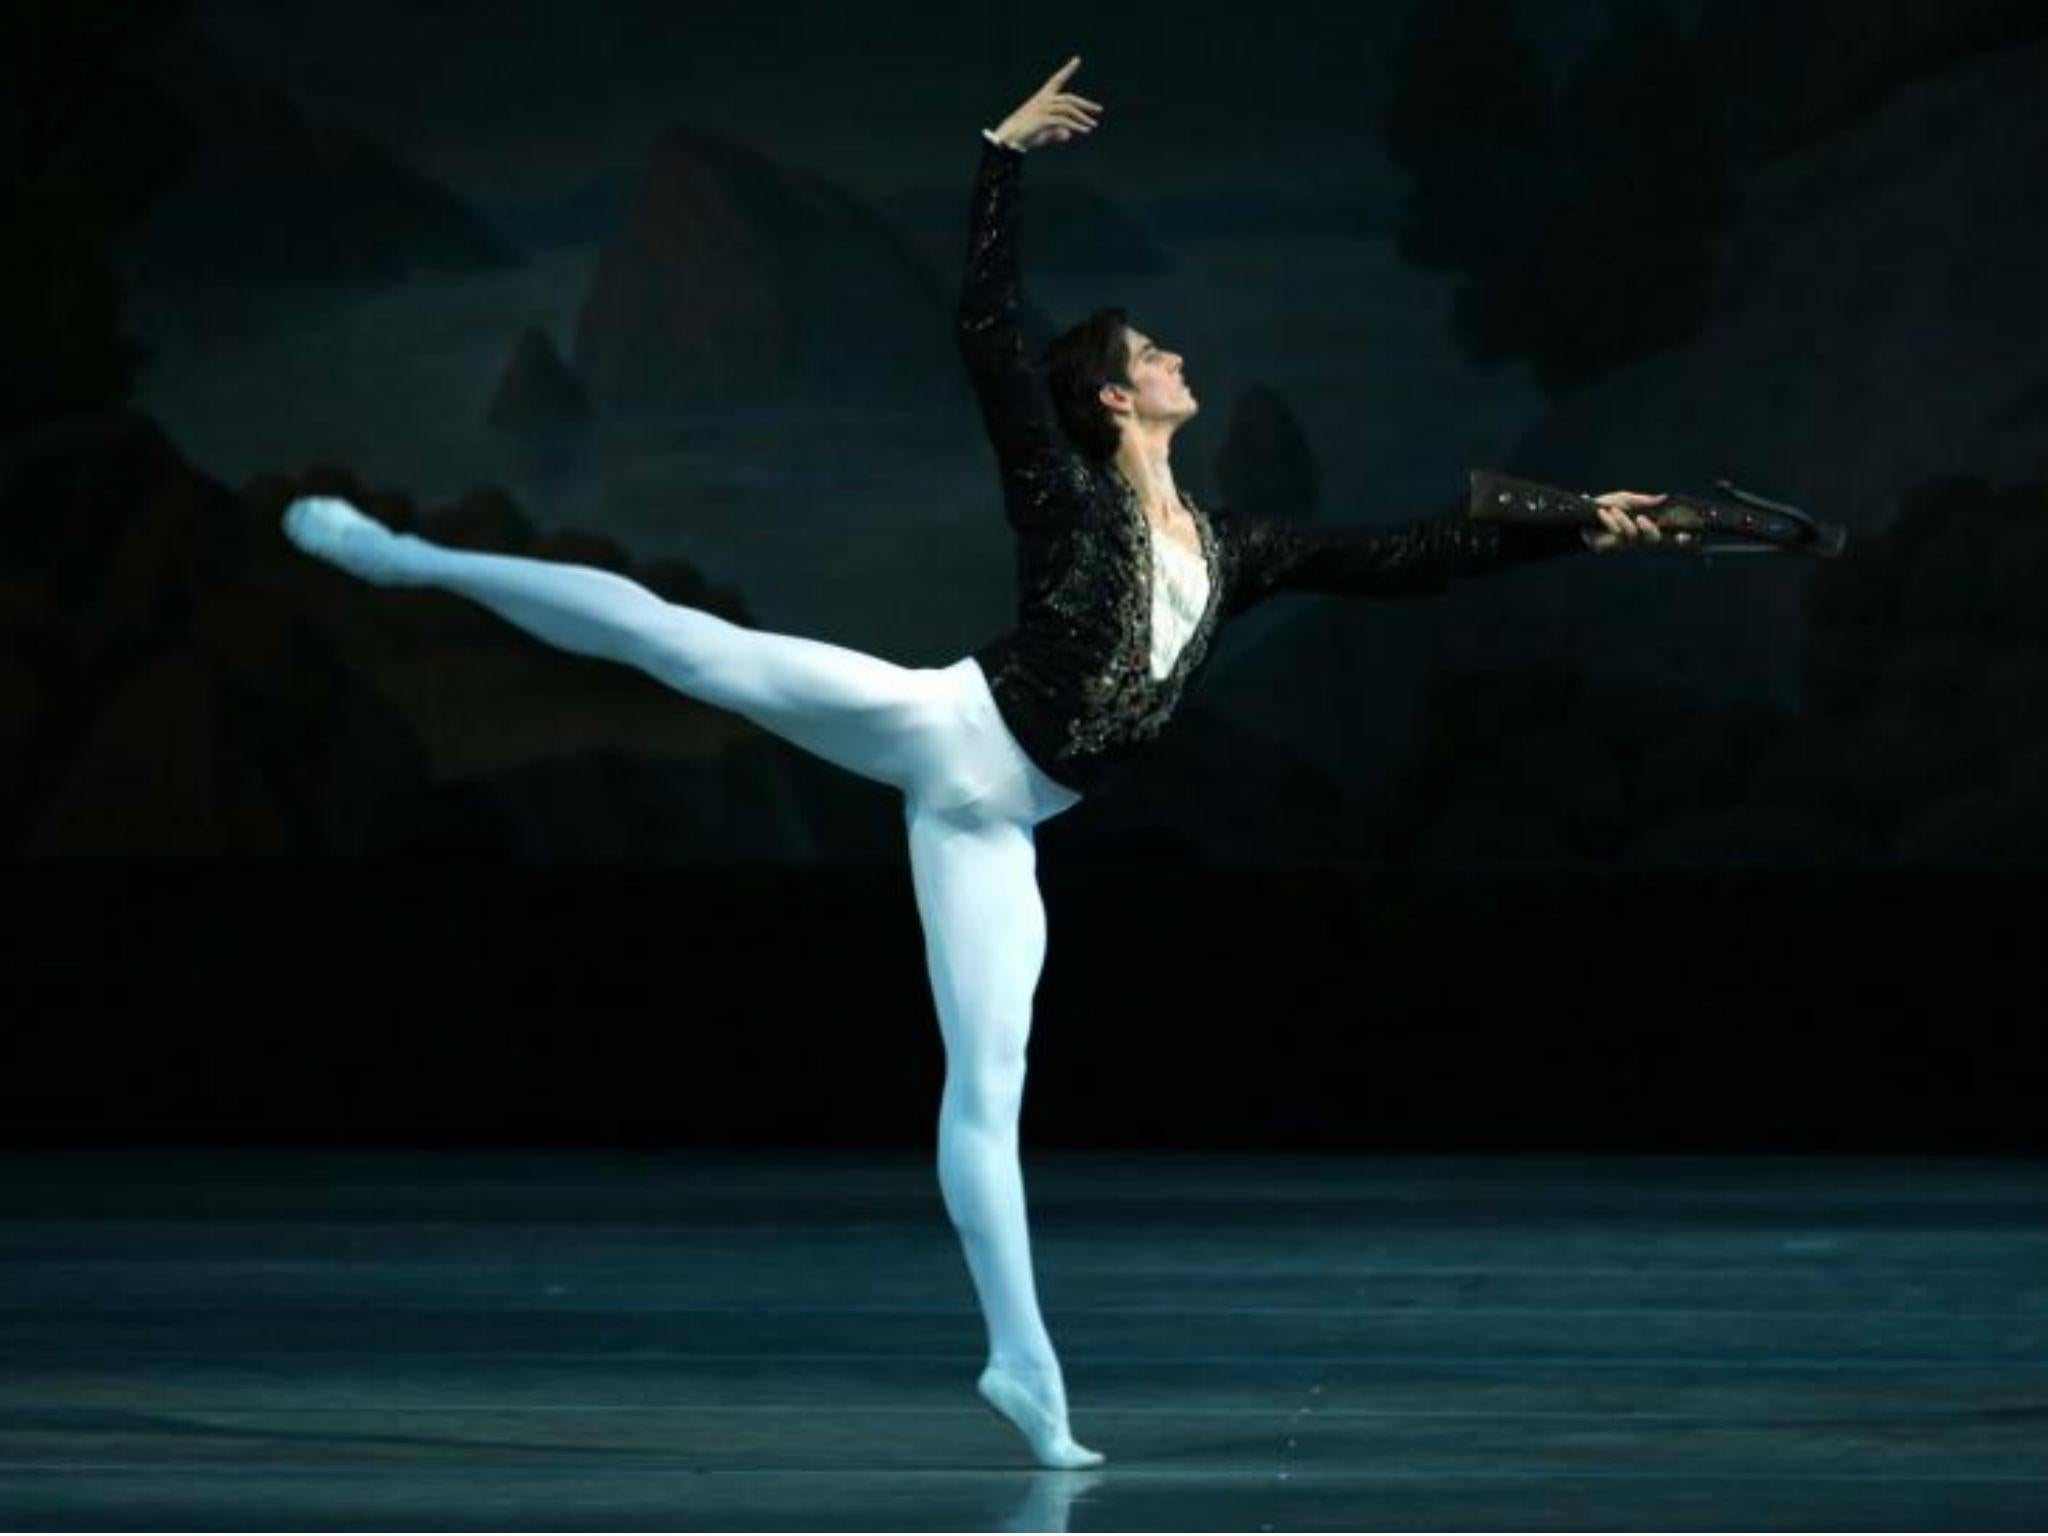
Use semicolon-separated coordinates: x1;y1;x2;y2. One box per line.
988;1354;1067;1412
380;532;431;587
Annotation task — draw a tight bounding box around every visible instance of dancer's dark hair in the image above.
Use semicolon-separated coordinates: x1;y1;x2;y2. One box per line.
1041;306;1131;463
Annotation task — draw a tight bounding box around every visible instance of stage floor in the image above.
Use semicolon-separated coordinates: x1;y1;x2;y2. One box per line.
0;1148;2043;1531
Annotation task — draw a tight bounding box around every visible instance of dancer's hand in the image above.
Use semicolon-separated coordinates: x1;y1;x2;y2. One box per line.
1582;490;1693;551
994;55;1103;151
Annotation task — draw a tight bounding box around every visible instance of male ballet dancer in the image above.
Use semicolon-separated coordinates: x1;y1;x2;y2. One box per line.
281;54;1677;1469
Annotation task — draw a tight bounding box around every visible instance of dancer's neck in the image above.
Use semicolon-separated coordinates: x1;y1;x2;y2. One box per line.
1112;439;1180;520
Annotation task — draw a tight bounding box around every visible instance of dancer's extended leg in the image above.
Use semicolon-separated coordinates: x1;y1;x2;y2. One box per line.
907;799;1104;1469
282;495;941;792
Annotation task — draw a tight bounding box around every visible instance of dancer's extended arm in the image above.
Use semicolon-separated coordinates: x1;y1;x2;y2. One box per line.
958;60;1102;528
1216;487;1678;618
1215;506;1577;618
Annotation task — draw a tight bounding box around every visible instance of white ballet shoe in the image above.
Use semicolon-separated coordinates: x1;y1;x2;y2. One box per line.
977;1363;1107;1469
281;495;416;587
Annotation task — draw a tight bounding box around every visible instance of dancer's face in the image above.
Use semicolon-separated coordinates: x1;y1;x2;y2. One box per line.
1101;325;1198;431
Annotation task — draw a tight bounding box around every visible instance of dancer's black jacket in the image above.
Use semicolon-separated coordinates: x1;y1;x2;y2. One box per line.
960;130;1587;797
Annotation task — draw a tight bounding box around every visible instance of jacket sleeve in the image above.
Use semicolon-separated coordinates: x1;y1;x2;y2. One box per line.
957;131;1084;528
1219;504;1587;618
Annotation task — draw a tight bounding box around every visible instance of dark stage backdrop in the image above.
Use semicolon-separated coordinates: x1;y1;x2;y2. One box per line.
5;1;2045;1148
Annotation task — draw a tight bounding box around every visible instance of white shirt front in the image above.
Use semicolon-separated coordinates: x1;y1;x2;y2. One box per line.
1147;525;1211;680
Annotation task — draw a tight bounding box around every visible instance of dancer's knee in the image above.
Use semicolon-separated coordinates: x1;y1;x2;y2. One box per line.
636;602;749;694
944;1042;1029;1128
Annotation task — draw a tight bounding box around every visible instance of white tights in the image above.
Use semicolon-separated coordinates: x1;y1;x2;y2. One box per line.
359;524;1088;1421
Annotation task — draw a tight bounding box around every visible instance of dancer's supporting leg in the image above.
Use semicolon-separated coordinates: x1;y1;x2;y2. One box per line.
906;799;1104;1469
282;495;938;792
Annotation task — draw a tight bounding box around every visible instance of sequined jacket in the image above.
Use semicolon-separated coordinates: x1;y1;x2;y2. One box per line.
959;131;1587;797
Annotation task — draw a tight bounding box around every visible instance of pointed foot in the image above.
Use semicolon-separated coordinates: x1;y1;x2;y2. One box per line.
282;495;413;586
977;1363;1107;1470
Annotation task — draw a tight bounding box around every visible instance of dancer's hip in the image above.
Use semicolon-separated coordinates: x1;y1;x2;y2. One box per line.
918;657;1084;827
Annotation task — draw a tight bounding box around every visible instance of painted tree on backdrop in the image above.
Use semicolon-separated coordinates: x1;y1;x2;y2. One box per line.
0;0;200;435
1381;0;1735;396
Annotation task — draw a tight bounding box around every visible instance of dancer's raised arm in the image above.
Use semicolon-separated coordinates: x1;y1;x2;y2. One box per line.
958;57;1104;523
